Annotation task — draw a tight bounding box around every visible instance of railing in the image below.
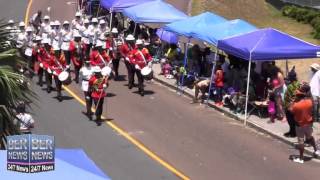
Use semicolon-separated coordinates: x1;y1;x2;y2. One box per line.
281;0;320;8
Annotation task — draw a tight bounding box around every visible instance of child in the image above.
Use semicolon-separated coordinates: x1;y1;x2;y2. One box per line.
268;92;276;123
214;64;224;106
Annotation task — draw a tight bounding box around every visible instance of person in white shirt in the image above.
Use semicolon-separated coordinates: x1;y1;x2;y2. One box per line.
51;20;61;52
80;60;93;119
40;15;51;41
80;18;91;58
15;101;34;133
16;22;26;49
72;12;83;34
309;63;320;122
60;21;72;65
96;19;109;49
89;18;99;46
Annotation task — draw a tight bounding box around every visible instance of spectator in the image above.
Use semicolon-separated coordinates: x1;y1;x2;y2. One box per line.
289;83;319;163
192;79;210;104
271;65;286;120
15;101;35;133
283;67;300;137
214;63;224;106
268;92;276;123
309;63;320;122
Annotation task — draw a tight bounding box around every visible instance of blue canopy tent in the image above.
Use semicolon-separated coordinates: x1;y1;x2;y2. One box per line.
0;149;111;180
100;0;154;12
216;28;320;124
100;0;155;29
122;0;188;24
190;19;257;45
156;28;178;44
163;12;227;38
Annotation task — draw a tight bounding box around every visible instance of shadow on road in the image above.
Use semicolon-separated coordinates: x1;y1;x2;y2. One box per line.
132;90;155;96
106;93;116;98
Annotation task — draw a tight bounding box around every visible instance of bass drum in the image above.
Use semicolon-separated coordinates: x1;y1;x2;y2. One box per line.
141;66;153;80
58;71;72;85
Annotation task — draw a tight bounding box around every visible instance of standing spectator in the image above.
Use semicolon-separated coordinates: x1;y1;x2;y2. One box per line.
309;63;320;122
289;83;320;163
271;66;286;120
214;63;224;106
283;67;300;137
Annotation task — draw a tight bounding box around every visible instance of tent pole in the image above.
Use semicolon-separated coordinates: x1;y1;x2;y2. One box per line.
244;56;252;126
179;38;190;95
109;10;113;30
133;23;137;36
206;47;218;106
285;59;289;77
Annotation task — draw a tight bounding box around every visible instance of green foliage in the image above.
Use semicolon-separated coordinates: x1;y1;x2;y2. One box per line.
282;5;320;39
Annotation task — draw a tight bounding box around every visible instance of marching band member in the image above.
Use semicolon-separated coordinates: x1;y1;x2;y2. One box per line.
70;32;85;83
121;34;136;89
129;39;152;96
51;20;61;52
33;36;44;86
16;22;26;53
80;18;91;58
40;15;51;42
96;19;109;50
40;39;55;93
51;50;67;102
90;44;110;68
89;18;99;47
111;28;121;80
89;66;108;125
24;27;35;77
48;21;55;45
60;21;72;66
80;60;93;120
72;12;83;34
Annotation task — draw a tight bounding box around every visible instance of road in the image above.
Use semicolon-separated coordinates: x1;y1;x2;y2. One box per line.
2;0;320;179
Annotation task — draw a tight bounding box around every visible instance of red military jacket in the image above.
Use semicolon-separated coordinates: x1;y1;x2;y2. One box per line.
69;41;85;67
51;53;67;76
129;48;152;69
90;49;106;68
40;48;55;70
120;43;136;59
89;75;107;100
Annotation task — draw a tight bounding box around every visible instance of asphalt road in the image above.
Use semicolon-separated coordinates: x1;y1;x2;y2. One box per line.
2;0;320;179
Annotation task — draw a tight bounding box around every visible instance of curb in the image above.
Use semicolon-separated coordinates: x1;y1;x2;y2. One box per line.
152;75;318;158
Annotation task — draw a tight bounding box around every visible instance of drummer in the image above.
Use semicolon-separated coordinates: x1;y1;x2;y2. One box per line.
90;44;106;68
88;66;108;126
51;50;67;102
40;39;55;93
121;34;136;89
33;36;44;86
129;39;152;96
80;60;93;120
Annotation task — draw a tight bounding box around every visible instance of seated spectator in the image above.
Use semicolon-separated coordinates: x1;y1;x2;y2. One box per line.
15;101;35;133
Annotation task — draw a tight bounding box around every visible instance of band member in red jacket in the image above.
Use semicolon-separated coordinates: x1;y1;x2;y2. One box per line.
89;66;108;125
33;36;43;86
90;45;110;68
121;34;136;89
40;39;55;93
129;39;152;96
70;32;85;83
51;51;67;102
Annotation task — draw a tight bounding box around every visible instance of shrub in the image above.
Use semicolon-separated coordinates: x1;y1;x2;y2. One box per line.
311;16;320;27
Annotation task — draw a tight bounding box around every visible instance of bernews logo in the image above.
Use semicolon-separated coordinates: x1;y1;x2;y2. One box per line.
7;134;55;173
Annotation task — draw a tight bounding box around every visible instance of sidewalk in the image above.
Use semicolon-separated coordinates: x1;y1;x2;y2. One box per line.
152;63;320;156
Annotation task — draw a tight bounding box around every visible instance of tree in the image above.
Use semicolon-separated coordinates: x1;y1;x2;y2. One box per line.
0;19;36;135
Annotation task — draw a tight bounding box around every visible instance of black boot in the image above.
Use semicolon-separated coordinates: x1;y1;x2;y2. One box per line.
57;92;62;102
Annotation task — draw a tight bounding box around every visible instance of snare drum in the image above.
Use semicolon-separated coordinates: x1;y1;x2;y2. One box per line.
141;66;153;80
58;71;72;85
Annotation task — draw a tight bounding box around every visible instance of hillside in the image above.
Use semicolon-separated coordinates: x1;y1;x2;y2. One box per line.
192;0;320;81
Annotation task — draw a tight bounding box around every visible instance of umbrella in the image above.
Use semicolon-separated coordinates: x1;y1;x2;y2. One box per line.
156;28;178;44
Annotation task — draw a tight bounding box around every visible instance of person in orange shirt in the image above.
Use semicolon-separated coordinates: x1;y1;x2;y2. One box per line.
289;83;320;163
129;39;152;96
214;63;224;106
